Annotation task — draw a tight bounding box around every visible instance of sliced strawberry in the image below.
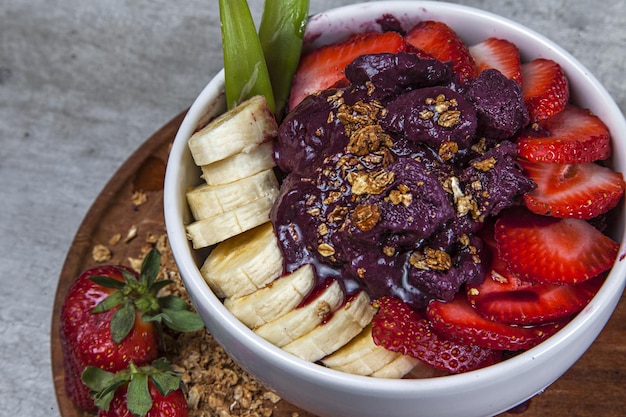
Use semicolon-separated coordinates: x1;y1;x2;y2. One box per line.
469;37;522;84
494;208;619;284
519;159;625;219
427;293;563;351
468;231;605;324
521;58;569;122
404;20;476;82
517;105;612;164
288;31;407;109
468;271;605;325
372;296;502;373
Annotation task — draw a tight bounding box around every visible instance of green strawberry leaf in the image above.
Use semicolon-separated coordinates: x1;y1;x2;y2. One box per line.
148;279;175;295
82;366;130;411
111;301;136;343
149;369;181;397
92;291;124;313
140;247;161;287
158;294;192;311
146;308;204;333
88;275;126;289
121;268;141;286
127;372;152;417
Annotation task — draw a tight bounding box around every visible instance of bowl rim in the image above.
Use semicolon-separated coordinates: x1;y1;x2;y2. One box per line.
164;0;626;396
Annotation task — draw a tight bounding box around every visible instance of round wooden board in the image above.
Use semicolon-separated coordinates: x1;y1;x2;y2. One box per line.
51;113;626;417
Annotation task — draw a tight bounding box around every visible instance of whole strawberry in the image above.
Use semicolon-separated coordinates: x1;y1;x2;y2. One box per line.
83;358;188;417
60;248;203;411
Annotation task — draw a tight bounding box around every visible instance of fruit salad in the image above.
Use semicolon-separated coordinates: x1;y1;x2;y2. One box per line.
184;15;624;377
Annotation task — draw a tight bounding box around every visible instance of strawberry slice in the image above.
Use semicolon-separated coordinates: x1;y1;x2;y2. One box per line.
468;271;605;326
521;58;569;122
519;159;625;219
469;228;605;324
404;20;476;82
469;37;522;84
427;293;563;351
288;31;407;110
372;296;502;373
494;208;619;284
517;105;612;164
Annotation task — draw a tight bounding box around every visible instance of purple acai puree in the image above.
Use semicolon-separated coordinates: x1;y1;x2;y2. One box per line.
271;51;535;310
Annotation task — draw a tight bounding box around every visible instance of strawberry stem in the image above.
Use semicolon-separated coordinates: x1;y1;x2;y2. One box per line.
90;248;204;344
83;358;182;417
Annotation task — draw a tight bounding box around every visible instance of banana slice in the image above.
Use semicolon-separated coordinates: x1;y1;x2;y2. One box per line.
282;291;376;362
321;324;398;376
199;222;283;298
370;355;422;379
186;192;275;249
224;265;316;329
187;168;279;221
188;95;278;166
200;142;276;187
254;280;345;347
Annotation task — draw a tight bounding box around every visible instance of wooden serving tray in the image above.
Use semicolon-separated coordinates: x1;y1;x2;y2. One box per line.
51;112;626;417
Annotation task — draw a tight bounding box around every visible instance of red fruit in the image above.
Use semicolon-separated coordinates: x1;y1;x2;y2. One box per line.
60;249;203;411
468;230;605;324
372;296;502;373
427;293;563;351
494;208;619;285
98;381;187;417
521;58;569;122
469;37;522;84
83;359;188;417
519;159;625;219
288;31;406;109
517;105;612;164
468;271;605;325
60;265;159;411
404;20;476;82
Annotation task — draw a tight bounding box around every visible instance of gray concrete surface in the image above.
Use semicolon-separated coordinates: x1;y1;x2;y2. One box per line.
1;0;624;416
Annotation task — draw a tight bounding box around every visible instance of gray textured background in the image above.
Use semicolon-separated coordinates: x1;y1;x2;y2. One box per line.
1;0;624;415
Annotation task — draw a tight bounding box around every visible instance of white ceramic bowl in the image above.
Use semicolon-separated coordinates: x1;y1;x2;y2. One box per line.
164;2;626;417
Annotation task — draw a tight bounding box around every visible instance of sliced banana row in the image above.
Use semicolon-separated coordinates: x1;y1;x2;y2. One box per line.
185;96;420;378
185;95;280;249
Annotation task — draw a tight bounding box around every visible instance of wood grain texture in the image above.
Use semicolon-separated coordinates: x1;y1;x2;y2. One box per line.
51;114;625;417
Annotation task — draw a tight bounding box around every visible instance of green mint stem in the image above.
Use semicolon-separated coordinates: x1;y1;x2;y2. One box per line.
219;0;275;112
259;0;310;117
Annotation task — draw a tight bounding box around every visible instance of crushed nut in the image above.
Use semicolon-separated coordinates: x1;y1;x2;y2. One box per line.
437;110;462;128
386;184;413;207
327;206;349;223
419;109;435;120
347;125;393;156
315;301;332;319
471;137;487;155
131;190;148;207
347;169;394;195
471;156;496;172
92;244;112;262
438;141;459;161
383;246;396;257
124;225;138;243
109;233;122;246
351;203;381;232
409;247;452;271
317;243;336;257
